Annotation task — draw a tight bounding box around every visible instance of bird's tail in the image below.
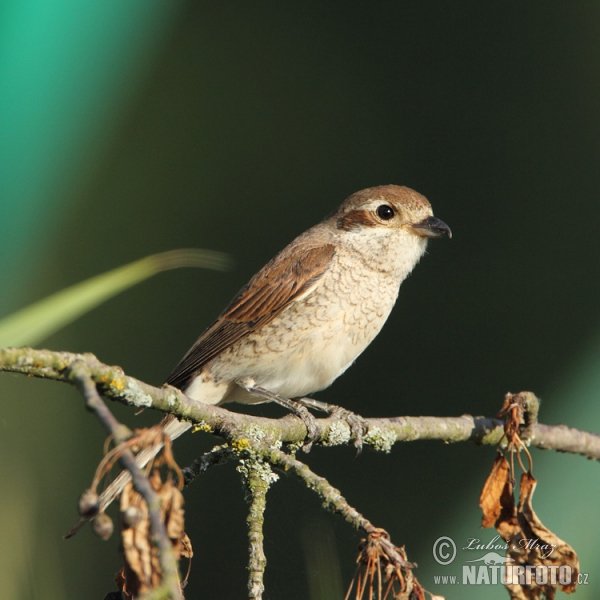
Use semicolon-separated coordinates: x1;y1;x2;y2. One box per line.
64;415;192;539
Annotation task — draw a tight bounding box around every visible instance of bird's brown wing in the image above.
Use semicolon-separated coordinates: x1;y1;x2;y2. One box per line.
165;242;336;390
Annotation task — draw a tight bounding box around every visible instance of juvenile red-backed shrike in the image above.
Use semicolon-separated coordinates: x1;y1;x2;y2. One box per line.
67;184;450;536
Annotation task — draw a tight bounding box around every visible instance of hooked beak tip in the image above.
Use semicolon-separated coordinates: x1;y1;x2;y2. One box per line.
410;216;452;239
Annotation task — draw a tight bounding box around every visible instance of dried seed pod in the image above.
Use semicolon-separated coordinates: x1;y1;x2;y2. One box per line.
121;505;143;529
93;512;114;540
78;489;99;518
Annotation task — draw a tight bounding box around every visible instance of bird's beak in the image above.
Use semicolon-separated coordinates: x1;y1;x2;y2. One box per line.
410;216;452;239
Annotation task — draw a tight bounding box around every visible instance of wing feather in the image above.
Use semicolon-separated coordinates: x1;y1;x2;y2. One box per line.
165;243;336;390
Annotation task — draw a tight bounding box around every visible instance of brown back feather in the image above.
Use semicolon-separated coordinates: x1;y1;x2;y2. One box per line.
165;242;336;390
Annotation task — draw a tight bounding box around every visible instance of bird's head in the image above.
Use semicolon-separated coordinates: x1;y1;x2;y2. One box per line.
330;184;451;275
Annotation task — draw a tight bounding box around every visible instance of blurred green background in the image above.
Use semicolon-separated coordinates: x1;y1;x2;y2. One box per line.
1;2;600;598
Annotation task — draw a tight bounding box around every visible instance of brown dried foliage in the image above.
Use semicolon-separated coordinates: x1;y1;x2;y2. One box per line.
345;529;425;600
89;425;176;496
89;427;192;599
116;468;191;599
479;394;580;599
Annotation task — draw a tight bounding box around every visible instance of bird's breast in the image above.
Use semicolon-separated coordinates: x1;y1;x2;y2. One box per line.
208;252;402;402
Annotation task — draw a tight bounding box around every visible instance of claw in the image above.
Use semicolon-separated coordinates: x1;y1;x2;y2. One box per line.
295;405;318;452
235;382;320;451
235;383;367;452
331;406;369;454
296;397;368;453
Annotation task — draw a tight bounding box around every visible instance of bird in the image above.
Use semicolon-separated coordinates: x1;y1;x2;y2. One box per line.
66;184;450;537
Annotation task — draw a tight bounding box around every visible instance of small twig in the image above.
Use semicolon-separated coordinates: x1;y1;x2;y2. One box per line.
244;464;270;600
533;423;600;457
70;361;133;444
269;451;411;575
270;449;373;532
182;444;233;488
68;362;182;600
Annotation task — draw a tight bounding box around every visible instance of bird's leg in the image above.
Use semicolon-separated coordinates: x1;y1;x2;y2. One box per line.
296;397;369;452
236;380;318;452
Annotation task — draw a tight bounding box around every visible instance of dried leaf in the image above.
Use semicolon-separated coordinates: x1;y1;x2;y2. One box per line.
116;469;189;599
119;482;154;598
512;473;580;594
479;453;513;528
481;466;579;598
480;396;579;599
180;534;193;559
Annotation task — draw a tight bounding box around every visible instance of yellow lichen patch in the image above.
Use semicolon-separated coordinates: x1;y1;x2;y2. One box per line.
191;422;212;434
110;378;125;391
231;438;251;452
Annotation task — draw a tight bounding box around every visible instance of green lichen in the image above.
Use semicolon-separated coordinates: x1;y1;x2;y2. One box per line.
123;379;153;407
240;423;282;451
322;420;351;446
237;458;279;489
245;423;267;442
285;441;303;456
364;426;396;453
165;392;179;408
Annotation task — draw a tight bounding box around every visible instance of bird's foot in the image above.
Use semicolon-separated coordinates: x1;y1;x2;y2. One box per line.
333;406;369;453
236;381;319;452
298;397;368;453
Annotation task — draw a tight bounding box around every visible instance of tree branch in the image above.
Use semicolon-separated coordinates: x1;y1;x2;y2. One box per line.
269;448;373;532
242;463;271;600
2;347;600;459
3;346;597;600
182;444;234;488
268;450;417;594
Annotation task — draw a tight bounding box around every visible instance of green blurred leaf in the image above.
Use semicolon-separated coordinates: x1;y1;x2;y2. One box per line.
0;249;231;347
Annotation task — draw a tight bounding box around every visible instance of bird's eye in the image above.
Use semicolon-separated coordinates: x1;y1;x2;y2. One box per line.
376;204;395;220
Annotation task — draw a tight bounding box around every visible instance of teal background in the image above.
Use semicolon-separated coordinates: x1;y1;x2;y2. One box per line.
1;2;599;598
